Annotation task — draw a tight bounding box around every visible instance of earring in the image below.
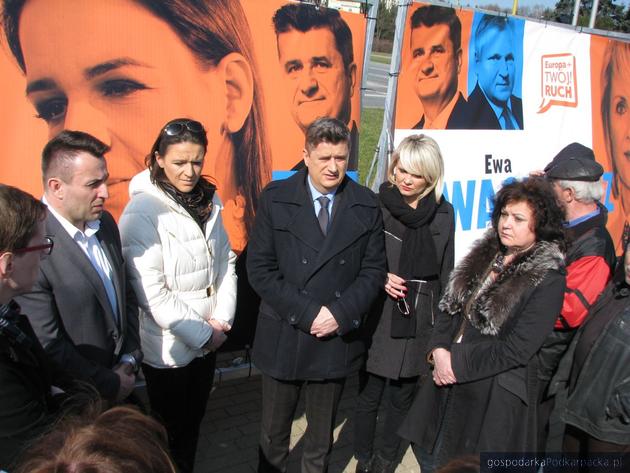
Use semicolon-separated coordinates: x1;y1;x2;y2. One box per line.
220;123;228;136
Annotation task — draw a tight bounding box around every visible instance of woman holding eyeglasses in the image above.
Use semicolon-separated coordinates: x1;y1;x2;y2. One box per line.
398;178;566;472
353;135;454;473
119;118;237;473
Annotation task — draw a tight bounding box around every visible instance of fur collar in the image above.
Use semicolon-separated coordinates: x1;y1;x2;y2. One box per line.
439;230;565;336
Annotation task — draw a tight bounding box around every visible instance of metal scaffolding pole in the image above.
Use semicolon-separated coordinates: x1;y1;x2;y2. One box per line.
367;0;410;191
360;0;380;117
588;0;600;28
572;0;581;25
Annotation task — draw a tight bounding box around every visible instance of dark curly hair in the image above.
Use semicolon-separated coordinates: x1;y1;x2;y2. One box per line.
491;177;565;247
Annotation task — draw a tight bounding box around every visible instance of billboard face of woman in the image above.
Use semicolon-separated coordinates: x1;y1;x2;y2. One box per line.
608;61;630;195
18;0;255;250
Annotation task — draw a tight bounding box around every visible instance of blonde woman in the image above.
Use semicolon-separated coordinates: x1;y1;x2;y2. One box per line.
601;41;630;254
354;135;455;473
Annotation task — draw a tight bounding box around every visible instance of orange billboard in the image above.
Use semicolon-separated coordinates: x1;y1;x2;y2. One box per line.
0;0;366;253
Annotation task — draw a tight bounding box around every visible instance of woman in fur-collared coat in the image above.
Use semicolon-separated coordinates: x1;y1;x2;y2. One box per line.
398;178;567;472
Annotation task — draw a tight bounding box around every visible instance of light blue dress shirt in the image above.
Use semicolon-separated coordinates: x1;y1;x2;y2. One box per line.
307;175;338;218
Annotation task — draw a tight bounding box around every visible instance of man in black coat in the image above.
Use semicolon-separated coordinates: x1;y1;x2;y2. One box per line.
16;131;141;403
0;184;72;470
248;118;386;473
450;14;524;130
538;143;616;450
548;247;630;454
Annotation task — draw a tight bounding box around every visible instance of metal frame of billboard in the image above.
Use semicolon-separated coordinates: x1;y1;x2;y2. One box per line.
366;0;630;193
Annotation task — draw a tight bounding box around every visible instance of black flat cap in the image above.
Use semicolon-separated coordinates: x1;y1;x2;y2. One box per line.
544;142;603;181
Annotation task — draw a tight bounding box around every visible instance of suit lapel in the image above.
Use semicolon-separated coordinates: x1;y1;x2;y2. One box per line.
96;229;124;332
279;172;372;280
281;174;325;251
95;227;125;355
46;213;119;336
307;180;369;279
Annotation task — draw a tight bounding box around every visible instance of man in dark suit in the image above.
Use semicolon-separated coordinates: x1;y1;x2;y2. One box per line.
16;131;141;403
408;5;468;130
273;3;359;170
451;14;524;130
248;118;386;473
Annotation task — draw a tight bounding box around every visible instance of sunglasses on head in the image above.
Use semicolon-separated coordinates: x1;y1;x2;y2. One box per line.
163;120;204;137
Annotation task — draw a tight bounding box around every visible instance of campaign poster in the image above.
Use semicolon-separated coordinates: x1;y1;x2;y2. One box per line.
393;1;625;258
0;0;366;254
590;35;630;255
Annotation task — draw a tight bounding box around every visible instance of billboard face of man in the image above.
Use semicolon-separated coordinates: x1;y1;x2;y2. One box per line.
277;27;355;132
410;23;460;106
475;27;515;106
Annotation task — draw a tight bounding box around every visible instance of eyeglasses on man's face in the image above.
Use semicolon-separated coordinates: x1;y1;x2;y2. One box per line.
13;236;54;257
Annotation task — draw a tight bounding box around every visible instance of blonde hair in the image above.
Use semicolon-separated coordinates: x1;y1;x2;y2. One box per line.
387;134;445;201
601;41;630;199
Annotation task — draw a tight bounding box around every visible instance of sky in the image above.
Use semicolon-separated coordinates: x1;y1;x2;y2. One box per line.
466;0;629;10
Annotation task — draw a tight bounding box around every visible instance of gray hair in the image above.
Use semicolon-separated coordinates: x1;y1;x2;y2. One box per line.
555;179;603;203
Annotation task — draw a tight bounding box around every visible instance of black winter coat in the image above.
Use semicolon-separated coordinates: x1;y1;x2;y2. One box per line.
548;275;630;446
399;232;566;465
248;170;386;380
0;308;70;469
364;199;454;380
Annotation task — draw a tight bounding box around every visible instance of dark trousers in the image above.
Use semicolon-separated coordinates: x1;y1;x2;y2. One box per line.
537;378;555;452
142;352;216;473
411;430;443;473
564;424;630;453
353;371;417;463
258;374;345;473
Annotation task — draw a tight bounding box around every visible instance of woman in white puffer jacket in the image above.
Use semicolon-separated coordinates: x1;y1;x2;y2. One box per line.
119;118;237;473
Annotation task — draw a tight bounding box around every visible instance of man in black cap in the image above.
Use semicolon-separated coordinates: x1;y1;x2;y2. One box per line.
536;142;616;450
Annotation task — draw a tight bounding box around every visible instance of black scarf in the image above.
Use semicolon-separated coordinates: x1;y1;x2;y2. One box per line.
379;183;440;337
158;178;216;230
0;300;32;353
379;182;439;279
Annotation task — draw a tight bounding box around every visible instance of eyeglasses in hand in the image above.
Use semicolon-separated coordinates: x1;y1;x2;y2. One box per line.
395;279;426;317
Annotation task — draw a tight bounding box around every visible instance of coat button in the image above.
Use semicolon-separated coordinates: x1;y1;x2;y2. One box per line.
302;258;308;264
352;320;360;328
339;259;346;265
301;289;308;295
335;291;341;298
289;315;297;323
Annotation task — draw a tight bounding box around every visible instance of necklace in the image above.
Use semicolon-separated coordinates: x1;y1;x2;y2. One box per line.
492;242;536;273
